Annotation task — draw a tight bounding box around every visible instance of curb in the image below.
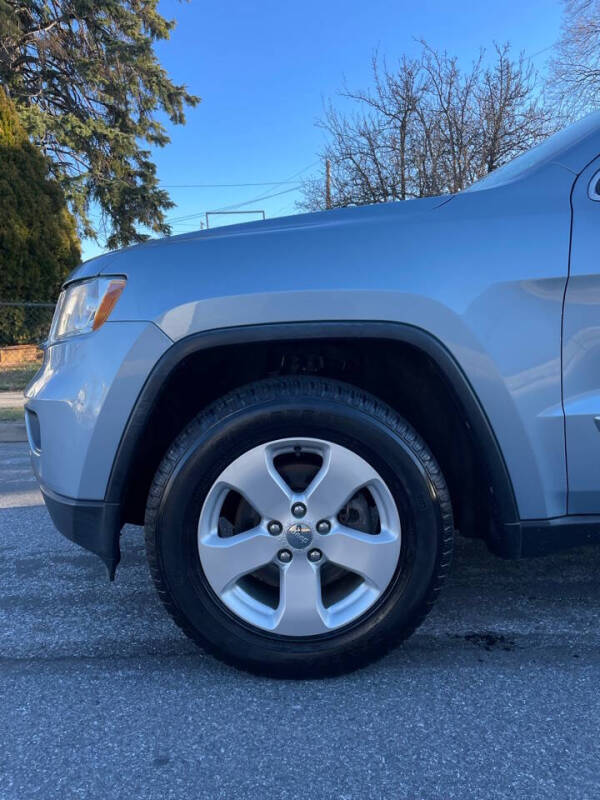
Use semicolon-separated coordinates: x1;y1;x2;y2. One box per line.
0;422;27;443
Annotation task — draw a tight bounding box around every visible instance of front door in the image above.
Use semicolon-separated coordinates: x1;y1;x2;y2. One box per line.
564;155;600;513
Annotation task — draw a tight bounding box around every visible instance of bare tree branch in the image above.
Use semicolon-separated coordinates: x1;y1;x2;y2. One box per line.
301;41;553;211
550;0;600;118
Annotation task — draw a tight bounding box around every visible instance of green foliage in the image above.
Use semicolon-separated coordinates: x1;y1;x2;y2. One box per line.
0;86;80;343
0;1;199;248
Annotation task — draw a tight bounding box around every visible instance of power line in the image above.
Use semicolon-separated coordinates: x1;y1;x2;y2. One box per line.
279;160;320;181
167;185;301;224
214;185;302;213
165;160;319;225
530;44;554;59
161;180;301;188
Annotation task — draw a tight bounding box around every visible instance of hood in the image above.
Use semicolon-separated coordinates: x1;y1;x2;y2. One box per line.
66;195;452;284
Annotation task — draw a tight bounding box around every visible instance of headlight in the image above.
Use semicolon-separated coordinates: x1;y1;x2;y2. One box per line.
48;276;126;343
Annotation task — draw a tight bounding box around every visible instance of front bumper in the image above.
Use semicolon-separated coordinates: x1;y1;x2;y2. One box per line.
25;321;171;500
40;485;121;578
25;320;172;574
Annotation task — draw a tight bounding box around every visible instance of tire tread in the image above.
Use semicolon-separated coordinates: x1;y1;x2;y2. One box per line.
145;376;454;677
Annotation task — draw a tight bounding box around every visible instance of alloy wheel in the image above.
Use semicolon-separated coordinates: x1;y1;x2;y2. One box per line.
197;437;402;636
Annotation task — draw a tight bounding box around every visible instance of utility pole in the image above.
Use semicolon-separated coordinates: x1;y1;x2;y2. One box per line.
325;159;332;210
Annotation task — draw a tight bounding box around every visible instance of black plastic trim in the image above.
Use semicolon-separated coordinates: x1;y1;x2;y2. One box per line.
106;321;519;529
516;516;600;557
40;485;121;579
38;322;600;577
41;321;600;574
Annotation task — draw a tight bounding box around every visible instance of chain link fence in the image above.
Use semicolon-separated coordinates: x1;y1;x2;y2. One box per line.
0;301;56;347
0;302;55;391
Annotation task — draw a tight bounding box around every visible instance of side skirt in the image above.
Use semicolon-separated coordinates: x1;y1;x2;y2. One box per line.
502;516;600;559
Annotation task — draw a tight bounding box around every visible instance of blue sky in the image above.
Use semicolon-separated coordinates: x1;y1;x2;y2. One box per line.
83;0;564;260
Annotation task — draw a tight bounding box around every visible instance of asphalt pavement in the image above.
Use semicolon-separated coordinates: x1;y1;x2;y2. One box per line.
1;442;599;799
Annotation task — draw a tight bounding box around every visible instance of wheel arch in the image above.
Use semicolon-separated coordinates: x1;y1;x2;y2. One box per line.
106;322;520;558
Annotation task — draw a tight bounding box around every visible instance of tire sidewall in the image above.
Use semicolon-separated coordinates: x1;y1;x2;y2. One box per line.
149;390;446;674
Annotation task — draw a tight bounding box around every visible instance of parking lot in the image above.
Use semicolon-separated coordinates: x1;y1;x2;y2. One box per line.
1;440;599;799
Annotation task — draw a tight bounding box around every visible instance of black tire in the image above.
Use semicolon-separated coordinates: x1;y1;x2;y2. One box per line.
145;377;454;678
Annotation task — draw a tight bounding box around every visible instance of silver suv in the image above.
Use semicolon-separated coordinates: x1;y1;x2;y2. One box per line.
25;114;600;677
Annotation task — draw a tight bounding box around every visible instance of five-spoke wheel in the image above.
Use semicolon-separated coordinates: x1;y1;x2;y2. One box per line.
145;377;453;677
198;438;401;635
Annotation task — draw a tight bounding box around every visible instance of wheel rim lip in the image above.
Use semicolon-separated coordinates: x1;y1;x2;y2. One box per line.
197;436;402;637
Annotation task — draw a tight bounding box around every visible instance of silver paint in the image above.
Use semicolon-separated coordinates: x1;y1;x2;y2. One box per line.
27;113;600;519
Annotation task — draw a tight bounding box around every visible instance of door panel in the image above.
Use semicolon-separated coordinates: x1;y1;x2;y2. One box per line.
564;156;600;513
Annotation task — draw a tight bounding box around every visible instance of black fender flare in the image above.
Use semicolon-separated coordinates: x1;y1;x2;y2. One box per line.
105;321;520;553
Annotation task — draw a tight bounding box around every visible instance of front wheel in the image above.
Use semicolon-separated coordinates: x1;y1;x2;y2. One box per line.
145;377;453;677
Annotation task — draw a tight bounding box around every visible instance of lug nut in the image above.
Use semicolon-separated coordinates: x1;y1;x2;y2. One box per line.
278;549;292;563
268;520;282;536
316;519;331;534
291;502;307;518
307;549;322;563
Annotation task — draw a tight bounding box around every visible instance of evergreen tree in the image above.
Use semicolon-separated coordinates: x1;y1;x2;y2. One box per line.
0;1;199;248
0;86;80;344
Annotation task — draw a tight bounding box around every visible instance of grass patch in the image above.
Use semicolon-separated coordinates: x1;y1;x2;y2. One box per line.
0;362;42;391
0;407;24;423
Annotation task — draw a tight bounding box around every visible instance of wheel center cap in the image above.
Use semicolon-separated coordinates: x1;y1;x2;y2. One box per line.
286;523;313;550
